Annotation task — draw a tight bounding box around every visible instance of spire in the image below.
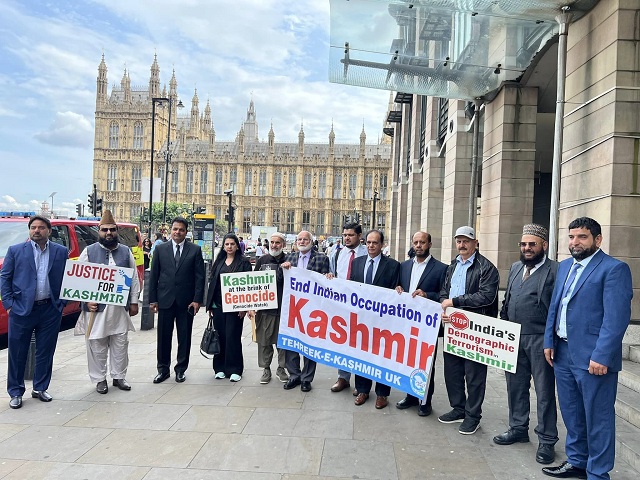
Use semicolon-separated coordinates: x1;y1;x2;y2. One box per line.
149;54;160;97
188;88;200;139
161;84;167;98
243;97;259;142
121;68;131;102
96;54;108;108
360;122;366;143
203;99;212;132
268;120;275;148
169;69;177;97
329;120;335;149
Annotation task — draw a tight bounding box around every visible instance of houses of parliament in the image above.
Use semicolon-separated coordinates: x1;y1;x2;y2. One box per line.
92;55;392;237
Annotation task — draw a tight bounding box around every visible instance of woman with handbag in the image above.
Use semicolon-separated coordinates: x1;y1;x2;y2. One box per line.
206;233;252;382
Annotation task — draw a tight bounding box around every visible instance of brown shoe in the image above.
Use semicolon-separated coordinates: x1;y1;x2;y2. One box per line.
331;378;350;393
375;396;388;409
354;393;369;406
352;388;359;396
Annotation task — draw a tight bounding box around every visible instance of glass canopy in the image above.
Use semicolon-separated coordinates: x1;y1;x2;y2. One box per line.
329;0;597;100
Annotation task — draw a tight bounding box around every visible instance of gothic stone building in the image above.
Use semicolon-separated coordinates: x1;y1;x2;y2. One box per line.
92;55;392;238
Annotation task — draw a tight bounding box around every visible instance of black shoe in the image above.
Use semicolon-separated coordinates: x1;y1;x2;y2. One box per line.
301;381;312;392
113;379;131;391
418;404;432;417
153;372;170;384
31;390;52;402
9;396;22;409
395;396;419;410
542;461;586;478
96;380;109;394
536;444;556;465
493;429;530;445
175;372;186;383
284;377;301;390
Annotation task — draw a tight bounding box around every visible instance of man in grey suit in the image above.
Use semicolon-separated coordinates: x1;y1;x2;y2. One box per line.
149;217;205;384
281;230;331;392
493;224;558;465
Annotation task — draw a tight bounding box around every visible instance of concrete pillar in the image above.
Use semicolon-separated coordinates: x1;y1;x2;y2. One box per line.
562;0;640;327
480;85;538;287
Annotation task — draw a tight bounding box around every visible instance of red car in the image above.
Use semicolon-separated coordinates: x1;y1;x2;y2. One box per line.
0;214;144;336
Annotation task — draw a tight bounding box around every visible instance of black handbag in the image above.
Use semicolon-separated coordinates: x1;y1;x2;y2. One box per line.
200;313;220;358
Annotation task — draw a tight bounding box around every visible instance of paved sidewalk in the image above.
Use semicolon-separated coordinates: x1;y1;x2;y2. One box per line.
0;311;637;479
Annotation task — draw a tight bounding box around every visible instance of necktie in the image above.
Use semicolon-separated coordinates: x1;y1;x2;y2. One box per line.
346;249;355;279
365;259;374;284
175;244;181;268
523;265;533;281
302;254;308;269
561;263;582;299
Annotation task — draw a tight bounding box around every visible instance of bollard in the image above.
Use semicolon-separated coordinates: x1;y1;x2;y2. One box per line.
140;269;155;330
24;332;36;380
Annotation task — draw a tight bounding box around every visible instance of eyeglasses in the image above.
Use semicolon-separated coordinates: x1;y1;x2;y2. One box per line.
518;242;542;248
100;227;117;233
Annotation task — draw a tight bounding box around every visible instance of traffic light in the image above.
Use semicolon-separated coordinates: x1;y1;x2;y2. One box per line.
87;193;94;215
226;206;235;232
95;197;103;214
76;204;82;216
354;212;361;224
198;206;206;214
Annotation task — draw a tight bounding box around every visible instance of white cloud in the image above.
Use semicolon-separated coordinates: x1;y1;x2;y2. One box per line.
34;111;93;148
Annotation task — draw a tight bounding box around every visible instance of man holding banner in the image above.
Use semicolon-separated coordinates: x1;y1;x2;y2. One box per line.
439;226;499;435
350;229;401;410
75;210;140;394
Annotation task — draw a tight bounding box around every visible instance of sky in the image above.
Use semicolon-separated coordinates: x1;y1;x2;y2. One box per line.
0;0;392;218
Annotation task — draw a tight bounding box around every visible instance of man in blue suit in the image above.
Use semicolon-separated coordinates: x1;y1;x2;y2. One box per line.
1;216;68;409
543;217;633;480
395;231;447;416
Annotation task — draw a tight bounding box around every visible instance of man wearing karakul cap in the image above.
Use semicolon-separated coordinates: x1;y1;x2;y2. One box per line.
493;224;559;465
75;210;140;394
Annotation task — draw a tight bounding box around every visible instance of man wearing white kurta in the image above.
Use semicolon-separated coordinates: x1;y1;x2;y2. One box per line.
75;211;140;394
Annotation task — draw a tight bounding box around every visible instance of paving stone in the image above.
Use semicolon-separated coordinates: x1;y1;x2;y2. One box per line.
0;458;26;478
0;400;94;426
320;438;398;479
170;405;255;433
244;407;353;439
2;461;149;479
155;383;240;406
65;401;190;430
229;385;305;409
143;467;281;480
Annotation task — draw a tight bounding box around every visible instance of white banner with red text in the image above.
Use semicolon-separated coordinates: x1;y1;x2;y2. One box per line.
60;260;134;307
278;267;442;399
443;308;521;373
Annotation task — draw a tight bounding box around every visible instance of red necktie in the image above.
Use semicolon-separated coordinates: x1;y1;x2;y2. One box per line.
346;249;355;280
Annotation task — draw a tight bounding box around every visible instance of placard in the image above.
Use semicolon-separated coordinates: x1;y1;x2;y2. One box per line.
220;270;278;312
60;260;135;307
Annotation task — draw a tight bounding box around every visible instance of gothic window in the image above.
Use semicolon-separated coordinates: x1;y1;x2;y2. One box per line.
364;173;373;200
332;212;341;235
215;167;222;195
200;168;208;194
130;205;141;220
318;172;326;199
109;122;119;149
286;209;295;233
273;209;281;230
229;167;237;194
133;122;144;150
171;170;179;193
257;208;265;224
302;210;311;230
243;208;251;232
288;172;296;197
377;213;386;231
186;166;194;194
349;174;357;199
214;207;223;224
363;212;372;229
107;165;117;191
131;166;142;192
379;174;388;200
333;172;342;199
258;169;267;196
244;168;252;195
274;170;282;196
303;173;312;197
316;212;325;234
159;166;165;193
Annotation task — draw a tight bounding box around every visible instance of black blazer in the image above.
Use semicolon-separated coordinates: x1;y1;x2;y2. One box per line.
398;257;447;302
350;255;401;289
149;240;205;309
206;256;252;311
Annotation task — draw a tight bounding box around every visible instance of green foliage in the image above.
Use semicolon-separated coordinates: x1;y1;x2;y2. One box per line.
135;202;195;232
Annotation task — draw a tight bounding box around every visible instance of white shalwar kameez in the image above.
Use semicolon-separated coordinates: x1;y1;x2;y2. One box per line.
75;245;140;383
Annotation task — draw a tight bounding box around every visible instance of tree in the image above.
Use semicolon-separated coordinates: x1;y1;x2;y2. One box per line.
135;202;194;233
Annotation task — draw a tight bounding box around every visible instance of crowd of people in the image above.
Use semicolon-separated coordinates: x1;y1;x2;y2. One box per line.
0;213;633;480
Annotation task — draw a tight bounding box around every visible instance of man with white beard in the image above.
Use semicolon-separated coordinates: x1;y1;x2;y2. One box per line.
248;232;289;384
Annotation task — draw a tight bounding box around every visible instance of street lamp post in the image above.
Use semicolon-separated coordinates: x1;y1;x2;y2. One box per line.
49;192;57;218
372;190;379;230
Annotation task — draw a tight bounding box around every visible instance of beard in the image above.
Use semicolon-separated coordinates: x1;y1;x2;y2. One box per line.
414;248;430;259
570;244;598;261
270;247;283;257
99;236;119;249
298;244;313;253
520;249;545;267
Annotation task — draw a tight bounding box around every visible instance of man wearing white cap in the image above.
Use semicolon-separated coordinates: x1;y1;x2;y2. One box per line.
438;226;499;435
75;210;140;394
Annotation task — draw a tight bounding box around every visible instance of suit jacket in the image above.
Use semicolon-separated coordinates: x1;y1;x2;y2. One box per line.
1;240;68;316
500;257;558;334
544;249;633;372
350;255;401;290
284;249;331;275
398;256;447;302
149;240;205;309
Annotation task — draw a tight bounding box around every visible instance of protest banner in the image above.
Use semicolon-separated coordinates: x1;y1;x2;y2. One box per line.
278;268;441;399
443;308;521;373
60;260;134;307
220;270;278;312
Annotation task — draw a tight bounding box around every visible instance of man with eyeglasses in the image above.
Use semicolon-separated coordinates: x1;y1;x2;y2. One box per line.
280;230;330;392
493;224;558;465
75;210;140;394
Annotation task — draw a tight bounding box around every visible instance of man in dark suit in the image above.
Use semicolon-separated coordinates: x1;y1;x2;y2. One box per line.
149;217;205;384
394;231;447;416
493;224;558;465
1;215;68;409
281;230;330;392
542;217;633;480
350;229;401;410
